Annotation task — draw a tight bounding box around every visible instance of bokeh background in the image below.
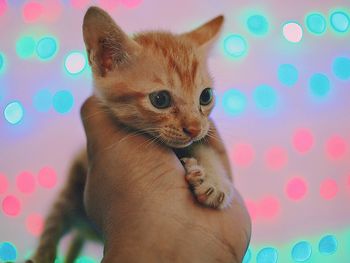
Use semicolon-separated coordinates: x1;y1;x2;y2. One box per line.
0;0;349;262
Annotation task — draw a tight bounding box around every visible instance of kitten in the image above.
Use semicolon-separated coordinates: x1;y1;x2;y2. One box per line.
28;6;234;263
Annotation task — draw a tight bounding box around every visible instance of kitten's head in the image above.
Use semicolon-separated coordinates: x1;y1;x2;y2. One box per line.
83;7;224;148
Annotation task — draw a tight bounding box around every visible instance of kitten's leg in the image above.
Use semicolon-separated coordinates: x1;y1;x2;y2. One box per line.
28;151;88;263
181;121;234;209
28;195;72;263
64;232;84;263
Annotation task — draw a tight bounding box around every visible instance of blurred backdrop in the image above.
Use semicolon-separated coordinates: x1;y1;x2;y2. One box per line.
0;0;349;262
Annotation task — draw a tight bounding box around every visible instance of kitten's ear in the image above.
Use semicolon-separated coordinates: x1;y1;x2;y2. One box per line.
82;6;141;76
181;15;224;50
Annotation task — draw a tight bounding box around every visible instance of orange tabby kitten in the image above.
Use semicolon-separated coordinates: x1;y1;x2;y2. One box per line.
28;6;234;263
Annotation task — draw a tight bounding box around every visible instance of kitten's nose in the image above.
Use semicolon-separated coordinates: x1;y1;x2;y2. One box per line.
183;126;201;138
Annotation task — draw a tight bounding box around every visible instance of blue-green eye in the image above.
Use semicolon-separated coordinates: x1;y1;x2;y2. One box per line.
200;88;213;105
149;90;171;109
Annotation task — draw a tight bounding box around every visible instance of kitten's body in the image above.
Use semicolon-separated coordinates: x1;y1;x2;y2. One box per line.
29;7;235;263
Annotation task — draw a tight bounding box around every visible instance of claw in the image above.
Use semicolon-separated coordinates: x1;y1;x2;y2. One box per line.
205;187;214;196
180;158;188;165
218;192;225;204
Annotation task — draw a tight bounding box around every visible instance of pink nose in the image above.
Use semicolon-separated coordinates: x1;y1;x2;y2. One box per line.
183;126;201;138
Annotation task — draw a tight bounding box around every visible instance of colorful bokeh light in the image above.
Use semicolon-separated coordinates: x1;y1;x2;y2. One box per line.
33;89;52;112
2;195;21;217
36;36;58;60
278;64;298;87
38;166;57;189
309;73;330;98
256;247;278;263
305;13;326;35
320;179;338;200
247;14;269;35
292;128;314;154
4;101;24;125
253;85;277;110
223;34;248;58
1;2;350;262
0;242;17;262
221;89;247;115
22;1;43;23
259;196;280;220
318;235;337;255
231;143;255;167
291;241;312;262
64;51;87;75
16;171;36;194
243;248;252;263
75;256;97;263
97;0;118;11
285;177;307;201
26;213;44;236
283;22;303;43
332;56;350;80
265;146;288;171
326;135;347;160
0;0;8;16
330;11;349;33
52;90;74;114
16;36;36;59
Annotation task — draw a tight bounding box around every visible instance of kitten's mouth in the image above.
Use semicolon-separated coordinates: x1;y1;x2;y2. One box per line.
163;139;193;148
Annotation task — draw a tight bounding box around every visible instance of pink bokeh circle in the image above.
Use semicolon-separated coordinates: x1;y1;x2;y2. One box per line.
285;177;308;201
22;1;43;23
231;143;255;167
38;166;57;189
0;0;8;16
26;213;44;236
98;0;118;11
326;135;347;160
293;128;314;154
41;0;63;23
2;195;21;217
259;196;280;220
265;146;288;171
320;178;338;200
16;171;36;194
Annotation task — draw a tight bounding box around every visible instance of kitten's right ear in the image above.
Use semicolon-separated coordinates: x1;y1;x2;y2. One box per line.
82;6;141;77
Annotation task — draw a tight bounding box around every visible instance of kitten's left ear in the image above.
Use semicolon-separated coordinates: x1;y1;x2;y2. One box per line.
181;15;224;50
82;6;141;77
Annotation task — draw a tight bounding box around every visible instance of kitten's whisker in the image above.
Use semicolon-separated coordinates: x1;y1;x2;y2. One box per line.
102;127;161;152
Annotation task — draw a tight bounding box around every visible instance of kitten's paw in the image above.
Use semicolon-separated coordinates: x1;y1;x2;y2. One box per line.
181;158;205;186
181;157;234;209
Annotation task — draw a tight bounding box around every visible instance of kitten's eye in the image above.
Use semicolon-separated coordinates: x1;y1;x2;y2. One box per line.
149;90;171;109
200;88;213;106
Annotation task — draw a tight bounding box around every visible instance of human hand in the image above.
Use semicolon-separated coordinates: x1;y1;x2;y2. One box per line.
81;96;251;263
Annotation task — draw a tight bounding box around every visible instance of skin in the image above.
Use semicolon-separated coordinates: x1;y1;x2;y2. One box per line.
81;96;251;263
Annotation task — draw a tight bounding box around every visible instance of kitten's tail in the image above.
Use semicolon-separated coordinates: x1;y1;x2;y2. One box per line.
28;150;88;263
